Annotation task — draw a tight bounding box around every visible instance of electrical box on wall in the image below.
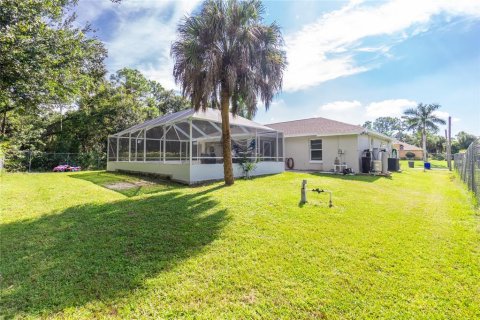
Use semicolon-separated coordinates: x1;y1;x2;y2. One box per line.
338;149;345;155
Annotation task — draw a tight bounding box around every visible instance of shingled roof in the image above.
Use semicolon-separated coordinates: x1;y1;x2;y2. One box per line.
266;117;366;137
393;141;423;151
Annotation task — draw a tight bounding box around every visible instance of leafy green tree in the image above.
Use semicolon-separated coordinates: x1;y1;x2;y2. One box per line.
171;0;287;185
426;134;446;154
362;121;373;130
0;1;191;170
456;131;477;150
109;68;159;123
402;103;446;161
46;69;190;155
363;117;408;140
0;0;107;135
149;81;191;115
371;117;404;137
450;140;461;155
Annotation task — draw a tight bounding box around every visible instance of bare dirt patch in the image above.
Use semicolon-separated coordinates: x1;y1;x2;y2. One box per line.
104;180;154;190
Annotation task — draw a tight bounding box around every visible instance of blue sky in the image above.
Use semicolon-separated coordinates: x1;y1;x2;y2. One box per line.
76;0;480;135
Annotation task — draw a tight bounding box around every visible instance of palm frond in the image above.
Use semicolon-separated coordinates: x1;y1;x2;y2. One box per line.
171;0;286;115
402;102;447;135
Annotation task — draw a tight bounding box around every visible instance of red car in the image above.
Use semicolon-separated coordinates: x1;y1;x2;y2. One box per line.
53;164;70;172
53;164;81;172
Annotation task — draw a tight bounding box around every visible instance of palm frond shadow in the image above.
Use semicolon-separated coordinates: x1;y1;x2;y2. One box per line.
0;186;228;318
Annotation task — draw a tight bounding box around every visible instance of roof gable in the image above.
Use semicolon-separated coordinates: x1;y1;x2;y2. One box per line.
393;141;423;151
266;117;365;137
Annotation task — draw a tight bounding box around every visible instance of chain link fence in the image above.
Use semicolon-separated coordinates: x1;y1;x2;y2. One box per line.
2;150;106;172
454;138;480;204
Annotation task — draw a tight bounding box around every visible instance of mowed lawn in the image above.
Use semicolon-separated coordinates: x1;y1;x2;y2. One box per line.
399;159;450;169
1;167;479;319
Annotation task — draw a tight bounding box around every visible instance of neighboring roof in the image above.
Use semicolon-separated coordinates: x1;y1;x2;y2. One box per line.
113;108;274;136
393;141;423;151
266;117;393;141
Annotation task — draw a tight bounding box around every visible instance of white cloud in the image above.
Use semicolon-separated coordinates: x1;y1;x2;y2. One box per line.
76;0;480;93
77;0;201;90
261;99;289;123
433;110;450;119
312;98;462;128
75;0;114;24
365;99;417;118
255;98;461;134
320;100;362;111
433;111;460;123
283;0;480;91
314;99;417;125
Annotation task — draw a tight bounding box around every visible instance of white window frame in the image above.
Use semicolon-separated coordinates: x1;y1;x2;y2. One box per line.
309;138;323;163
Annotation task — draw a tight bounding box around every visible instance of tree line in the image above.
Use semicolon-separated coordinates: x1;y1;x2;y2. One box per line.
0;0;190;168
1;0;287;186
362;104;477;158
5;1;474;182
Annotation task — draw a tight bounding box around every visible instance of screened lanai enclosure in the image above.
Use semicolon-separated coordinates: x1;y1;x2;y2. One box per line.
107;108;284;184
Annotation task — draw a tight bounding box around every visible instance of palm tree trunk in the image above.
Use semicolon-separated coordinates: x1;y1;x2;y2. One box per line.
220;87;234;185
422;127;427;162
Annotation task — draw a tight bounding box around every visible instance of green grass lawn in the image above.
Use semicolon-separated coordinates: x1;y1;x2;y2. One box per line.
1;168;479;319
400;159;450;169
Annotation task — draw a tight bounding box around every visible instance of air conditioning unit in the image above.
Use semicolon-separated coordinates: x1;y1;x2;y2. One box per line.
373;160;382;172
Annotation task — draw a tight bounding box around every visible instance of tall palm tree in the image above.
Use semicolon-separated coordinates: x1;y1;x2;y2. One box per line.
171;0;286;185
402;103;446;161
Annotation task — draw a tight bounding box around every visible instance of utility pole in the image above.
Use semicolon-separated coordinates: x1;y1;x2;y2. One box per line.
444;129;447;142
445;129;448;163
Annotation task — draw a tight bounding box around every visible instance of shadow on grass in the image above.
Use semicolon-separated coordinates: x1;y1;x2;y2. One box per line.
0;186;228;318
69;171;185;197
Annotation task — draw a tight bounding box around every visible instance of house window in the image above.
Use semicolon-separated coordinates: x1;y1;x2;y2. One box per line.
310;139;322;161
400;144;404;150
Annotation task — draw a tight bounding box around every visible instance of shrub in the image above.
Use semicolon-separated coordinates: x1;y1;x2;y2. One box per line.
240;160;257;179
431;154;445;161
3;150;106;172
405;152;416;160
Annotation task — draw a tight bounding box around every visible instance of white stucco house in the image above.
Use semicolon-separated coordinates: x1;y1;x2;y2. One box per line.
267;117;393;173
107;108;284;184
